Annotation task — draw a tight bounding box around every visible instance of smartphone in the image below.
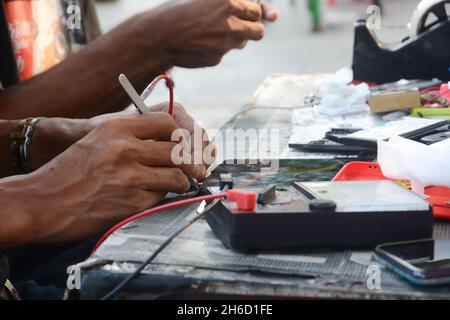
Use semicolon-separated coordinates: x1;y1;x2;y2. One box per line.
374;239;450;286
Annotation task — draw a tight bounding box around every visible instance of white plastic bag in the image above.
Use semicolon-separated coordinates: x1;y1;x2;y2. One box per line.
378;136;450;194
315;68;370;117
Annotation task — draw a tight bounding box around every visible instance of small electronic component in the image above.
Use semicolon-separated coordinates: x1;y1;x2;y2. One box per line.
257;184;276;205
219;174;233;190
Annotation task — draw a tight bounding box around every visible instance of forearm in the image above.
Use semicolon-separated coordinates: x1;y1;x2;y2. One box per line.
0;120;20;177
0;118;92;178
0;12;171;119
0;175;38;249
0;168;76;249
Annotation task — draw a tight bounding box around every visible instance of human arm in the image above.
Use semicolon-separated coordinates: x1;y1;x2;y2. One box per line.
0;112;196;249
0;101;213;181
0;118;91;178
0;0;277;120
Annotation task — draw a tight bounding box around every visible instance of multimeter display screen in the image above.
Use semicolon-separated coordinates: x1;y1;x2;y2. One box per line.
380;240;450;271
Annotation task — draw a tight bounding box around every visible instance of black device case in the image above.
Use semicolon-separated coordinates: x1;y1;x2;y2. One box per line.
206;183;433;252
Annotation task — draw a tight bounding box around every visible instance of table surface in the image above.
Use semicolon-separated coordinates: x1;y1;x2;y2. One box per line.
76;74;450;300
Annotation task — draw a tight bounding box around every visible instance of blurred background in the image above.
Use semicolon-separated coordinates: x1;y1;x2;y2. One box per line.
96;0;422;128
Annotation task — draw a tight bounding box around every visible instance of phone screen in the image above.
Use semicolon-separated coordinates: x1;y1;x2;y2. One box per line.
380;240;450;271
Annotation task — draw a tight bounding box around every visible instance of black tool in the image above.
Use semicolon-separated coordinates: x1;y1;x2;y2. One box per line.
219;174;233;190
289;139;375;154
352;17;450;83
257;185;277;205
326;121;450;149
420;131;450;145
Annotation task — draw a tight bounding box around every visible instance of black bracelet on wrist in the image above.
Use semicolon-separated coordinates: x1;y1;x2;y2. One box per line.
9;118;42;175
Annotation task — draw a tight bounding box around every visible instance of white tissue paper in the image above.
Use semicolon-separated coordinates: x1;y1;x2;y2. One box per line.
378;136;450;195
315;68;370;117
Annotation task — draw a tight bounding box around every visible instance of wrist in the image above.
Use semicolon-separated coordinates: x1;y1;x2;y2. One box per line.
131;11;173;70
0;120;21;177
31;118;92;170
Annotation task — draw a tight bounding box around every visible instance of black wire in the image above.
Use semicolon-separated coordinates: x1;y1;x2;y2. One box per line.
100;188;228;300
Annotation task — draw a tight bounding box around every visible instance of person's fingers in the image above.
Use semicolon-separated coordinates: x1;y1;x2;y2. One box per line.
231;19;265;40
136;140;202;178
262;3;278;21
238;39;248;49
229;39;247;50
194;145;216;182
125;112;179;140
149;103;196;137
231;0;263;22
138;166;191;194
205;141;217;164
172;108;196;133
200;130;216;166
145;104;213;179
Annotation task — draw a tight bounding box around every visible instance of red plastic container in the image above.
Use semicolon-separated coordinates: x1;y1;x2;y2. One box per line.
440;83;450;99
332;162;389;181
333;162;450;220
426;186;450;220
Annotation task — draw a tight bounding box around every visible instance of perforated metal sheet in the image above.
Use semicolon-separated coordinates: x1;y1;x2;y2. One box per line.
92;202;450;299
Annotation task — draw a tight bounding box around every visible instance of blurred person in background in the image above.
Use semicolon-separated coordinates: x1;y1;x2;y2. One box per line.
309;0;322;32
307;0;383;33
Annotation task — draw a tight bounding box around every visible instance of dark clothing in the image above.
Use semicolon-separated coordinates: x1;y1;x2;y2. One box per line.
0;253;8;289
4;238;97;299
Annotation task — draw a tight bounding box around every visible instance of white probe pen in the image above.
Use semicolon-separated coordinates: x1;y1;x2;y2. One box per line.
118;74;150;114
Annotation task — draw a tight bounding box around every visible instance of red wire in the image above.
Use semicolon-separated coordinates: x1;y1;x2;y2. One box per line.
420;86;441;94
144;74;174;116
91;193;227;254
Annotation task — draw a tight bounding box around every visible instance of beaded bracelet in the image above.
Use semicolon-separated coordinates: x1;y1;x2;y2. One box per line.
9;118;42;174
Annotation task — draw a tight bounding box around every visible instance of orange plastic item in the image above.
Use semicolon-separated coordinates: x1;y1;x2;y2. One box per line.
333;162;389;181
333;162;450;220
227;190;257;212
426;186;450;220
440;83;450;99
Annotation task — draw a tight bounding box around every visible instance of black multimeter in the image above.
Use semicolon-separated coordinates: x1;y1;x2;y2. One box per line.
206;180;433;251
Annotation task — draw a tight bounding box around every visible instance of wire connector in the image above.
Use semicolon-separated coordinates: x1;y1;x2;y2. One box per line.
227;190;257;212
219;173;233;190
